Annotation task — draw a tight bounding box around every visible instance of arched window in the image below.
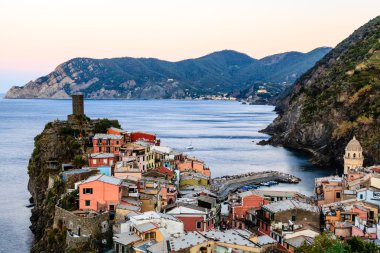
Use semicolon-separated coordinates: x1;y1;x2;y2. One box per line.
348;153;350;158
353;153;356;158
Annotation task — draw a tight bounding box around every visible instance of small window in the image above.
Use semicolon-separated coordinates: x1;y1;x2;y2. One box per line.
83;188;93;194
336;192;341;198
360;194;364;200
196;221;202;229
291;215;296;221
85;200;91;206
109;205;115;211
93;160;97;165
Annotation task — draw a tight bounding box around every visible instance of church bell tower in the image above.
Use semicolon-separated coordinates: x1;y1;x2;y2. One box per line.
343;136;364;174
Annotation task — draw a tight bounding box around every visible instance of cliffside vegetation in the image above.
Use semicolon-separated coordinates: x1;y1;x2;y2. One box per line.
263;16;380;167
5;48;330;101
28;117;118;252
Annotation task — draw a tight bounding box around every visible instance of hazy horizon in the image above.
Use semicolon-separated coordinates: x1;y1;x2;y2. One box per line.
1;0;380;92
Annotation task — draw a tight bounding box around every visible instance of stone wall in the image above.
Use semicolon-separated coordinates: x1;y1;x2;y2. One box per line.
65;170;98;189
53;206;111;248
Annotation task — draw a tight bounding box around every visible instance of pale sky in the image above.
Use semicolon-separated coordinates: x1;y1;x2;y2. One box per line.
0;0;379;92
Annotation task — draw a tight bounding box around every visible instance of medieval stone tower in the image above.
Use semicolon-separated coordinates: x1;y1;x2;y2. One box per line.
72;94;84;116
343;136;364;174
68;94;85;121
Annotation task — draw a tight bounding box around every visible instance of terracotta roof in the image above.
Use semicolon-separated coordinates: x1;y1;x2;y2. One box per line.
156;166;174;177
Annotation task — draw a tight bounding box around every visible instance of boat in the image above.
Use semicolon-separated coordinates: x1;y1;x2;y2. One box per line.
185;143;194;150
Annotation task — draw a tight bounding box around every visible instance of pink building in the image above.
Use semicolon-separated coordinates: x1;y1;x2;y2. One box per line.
88;153;115;167
166;203;216;232
79;174;123;212
93;134;123;155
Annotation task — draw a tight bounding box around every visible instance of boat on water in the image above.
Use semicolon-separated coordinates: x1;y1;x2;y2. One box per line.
185;142;194;150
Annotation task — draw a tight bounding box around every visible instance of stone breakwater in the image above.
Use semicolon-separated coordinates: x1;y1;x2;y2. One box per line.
211;171;301;200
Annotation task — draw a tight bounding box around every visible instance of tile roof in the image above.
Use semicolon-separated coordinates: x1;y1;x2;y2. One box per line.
156;166;174;177
256;234;277;245
121;197;141;206
81;174;123;186
147;240;169;253
262;200;319;213
131;211;180;222
63;168;92;175
201;230;259;248
133;240;157;251
285;235;314;248
93;133;123;140
113;232;141;245
134;141;152;147
134;222;157;233
90;152;115;159
166;203;208;214
116;204;141;212
170;232;208;251
108;127;128;133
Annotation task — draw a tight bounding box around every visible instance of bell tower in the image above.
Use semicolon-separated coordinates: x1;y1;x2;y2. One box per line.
343;136;364;174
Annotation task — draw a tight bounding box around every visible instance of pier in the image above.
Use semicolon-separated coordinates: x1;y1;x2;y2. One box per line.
211;171;301;200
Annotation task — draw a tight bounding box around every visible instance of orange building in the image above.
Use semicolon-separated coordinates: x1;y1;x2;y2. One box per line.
178;157;211;177
79;174;123;212
315;176;343;206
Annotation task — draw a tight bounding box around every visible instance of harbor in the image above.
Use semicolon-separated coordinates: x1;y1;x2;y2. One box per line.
211;170;301;200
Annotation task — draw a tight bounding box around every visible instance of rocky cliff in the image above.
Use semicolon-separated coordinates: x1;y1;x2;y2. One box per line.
28;117;119;252
5;48;330;100
262;16;380;168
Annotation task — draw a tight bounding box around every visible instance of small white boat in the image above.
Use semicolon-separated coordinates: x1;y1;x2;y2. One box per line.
185;143;194;150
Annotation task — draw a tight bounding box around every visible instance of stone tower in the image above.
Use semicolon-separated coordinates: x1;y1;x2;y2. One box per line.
343;136;364;174
72;94;84;116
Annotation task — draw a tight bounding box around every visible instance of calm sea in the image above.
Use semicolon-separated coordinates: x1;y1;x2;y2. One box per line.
0;98;331;252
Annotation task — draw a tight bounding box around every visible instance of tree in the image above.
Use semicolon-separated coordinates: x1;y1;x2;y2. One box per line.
345;236;379;253
94;119;121;133
72;155;86;168
295;233;380;253
295;233;345;253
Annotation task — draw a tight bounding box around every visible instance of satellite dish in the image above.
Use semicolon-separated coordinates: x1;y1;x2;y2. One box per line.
102;239;107;245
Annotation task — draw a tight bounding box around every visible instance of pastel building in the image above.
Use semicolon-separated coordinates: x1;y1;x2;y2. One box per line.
315;176;343;206
79;175;123;212
178;157;211;177
88;153;115;167
114;158;142;179
356;187;380;206
120;142;154;172
165;203;216;232
228;191;269;229
93;134;123;155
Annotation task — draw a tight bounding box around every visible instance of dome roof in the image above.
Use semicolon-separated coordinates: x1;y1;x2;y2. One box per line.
345;136;362;152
